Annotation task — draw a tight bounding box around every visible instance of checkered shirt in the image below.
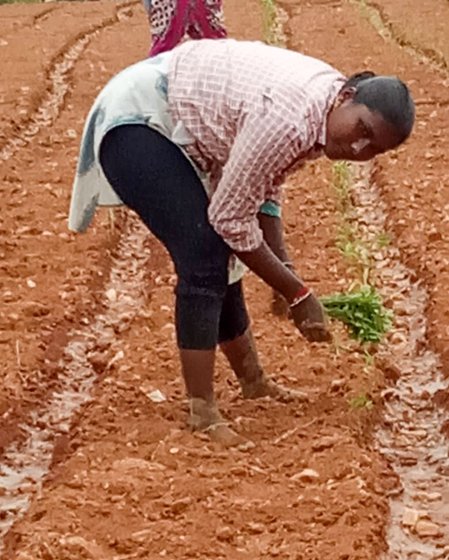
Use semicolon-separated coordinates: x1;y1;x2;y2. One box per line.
168;39;346;252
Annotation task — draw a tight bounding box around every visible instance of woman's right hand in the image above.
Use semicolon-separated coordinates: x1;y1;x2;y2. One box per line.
234;242;331;343
290;293;332;343
271;289;290;318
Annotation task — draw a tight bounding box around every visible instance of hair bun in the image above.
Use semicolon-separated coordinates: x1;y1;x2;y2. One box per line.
344;71;376;88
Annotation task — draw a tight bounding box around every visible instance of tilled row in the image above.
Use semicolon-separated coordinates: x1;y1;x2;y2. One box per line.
0;0;147;471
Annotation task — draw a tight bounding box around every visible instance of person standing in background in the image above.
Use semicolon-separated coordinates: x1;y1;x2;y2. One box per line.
142;0;227;56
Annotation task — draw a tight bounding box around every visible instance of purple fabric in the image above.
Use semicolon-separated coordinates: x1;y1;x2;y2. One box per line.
149;0;226;57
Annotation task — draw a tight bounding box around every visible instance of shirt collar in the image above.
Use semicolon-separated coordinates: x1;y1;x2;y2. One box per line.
316;75;346;147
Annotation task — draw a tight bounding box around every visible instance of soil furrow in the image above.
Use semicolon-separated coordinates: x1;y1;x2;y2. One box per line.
0;0;146;463
346;0;449;382
354;0;449;72
282;0;449;556
0;1;139;158
0;214;152;555
349;163;449;558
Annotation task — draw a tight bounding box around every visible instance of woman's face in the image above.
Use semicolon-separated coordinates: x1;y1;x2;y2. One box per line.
324;90;403;161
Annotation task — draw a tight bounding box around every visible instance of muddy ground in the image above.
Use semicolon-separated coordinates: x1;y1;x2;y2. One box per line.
1;0;449;558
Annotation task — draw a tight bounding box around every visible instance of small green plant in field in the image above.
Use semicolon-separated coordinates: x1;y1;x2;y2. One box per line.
349;393;374;410
376;231;391;249
260;0;277;45
363;349;375;367
332;161;352;212
321;285;392;344
332;162;373;283
336;224;372;285
337;237;368;265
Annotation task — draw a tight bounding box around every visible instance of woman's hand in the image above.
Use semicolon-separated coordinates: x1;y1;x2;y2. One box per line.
290;293;332;342
233;241;331;343
271;289;290;317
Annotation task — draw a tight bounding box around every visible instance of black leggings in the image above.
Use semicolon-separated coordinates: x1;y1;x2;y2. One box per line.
99;124;249;349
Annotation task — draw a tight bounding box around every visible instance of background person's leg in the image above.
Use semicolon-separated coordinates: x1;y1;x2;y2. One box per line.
187;0;227;39
149;0;189;56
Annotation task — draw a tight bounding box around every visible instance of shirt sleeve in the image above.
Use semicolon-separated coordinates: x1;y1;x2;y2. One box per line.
259;200;282;218
208;112;303;252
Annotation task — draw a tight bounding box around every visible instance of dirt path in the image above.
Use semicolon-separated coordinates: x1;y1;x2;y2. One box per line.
1;0;449;559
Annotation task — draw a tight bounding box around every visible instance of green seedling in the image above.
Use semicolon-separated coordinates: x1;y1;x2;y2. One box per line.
260;0;277;45
376;231;391;249
332;162;373;284
336;227;372;285
363;349;375;367
332;161;352;212
349;393;374;410
337;233;370;267
321;285;392;344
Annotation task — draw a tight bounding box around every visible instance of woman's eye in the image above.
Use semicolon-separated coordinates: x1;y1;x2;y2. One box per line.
359;121;371;138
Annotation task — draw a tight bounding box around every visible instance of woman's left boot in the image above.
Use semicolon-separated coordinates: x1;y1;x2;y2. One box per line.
220;328;308;403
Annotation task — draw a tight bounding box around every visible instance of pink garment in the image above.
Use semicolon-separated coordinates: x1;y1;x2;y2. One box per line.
149;0;226;57
167;39;346;252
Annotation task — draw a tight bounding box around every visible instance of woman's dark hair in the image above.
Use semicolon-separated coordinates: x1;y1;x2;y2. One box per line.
344;71;376;89
343;71;415;143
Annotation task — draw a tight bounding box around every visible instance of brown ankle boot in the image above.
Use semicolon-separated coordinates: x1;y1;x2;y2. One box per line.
221;328;309;403
188;397;224;430
240;376;309;403
188;397;253;448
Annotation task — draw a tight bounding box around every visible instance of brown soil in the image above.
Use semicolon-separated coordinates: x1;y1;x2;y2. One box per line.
362;0;449;70
0;0;448;559
354;0;449;381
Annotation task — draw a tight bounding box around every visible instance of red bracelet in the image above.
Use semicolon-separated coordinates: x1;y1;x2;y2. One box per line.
290;285;311;308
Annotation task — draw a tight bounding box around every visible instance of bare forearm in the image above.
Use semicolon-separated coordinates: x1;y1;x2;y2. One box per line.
234;241;303;302
257;213;290;263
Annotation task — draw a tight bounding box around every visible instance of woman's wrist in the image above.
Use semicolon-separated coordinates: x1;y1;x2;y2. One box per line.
289;285;312;307
235;243;302;301
282;273;308;304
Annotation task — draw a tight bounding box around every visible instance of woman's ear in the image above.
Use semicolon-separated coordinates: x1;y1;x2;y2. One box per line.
333;86;356;109
340;86;356;102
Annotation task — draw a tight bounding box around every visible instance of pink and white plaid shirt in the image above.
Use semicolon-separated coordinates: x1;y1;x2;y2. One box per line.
168;39;345;252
